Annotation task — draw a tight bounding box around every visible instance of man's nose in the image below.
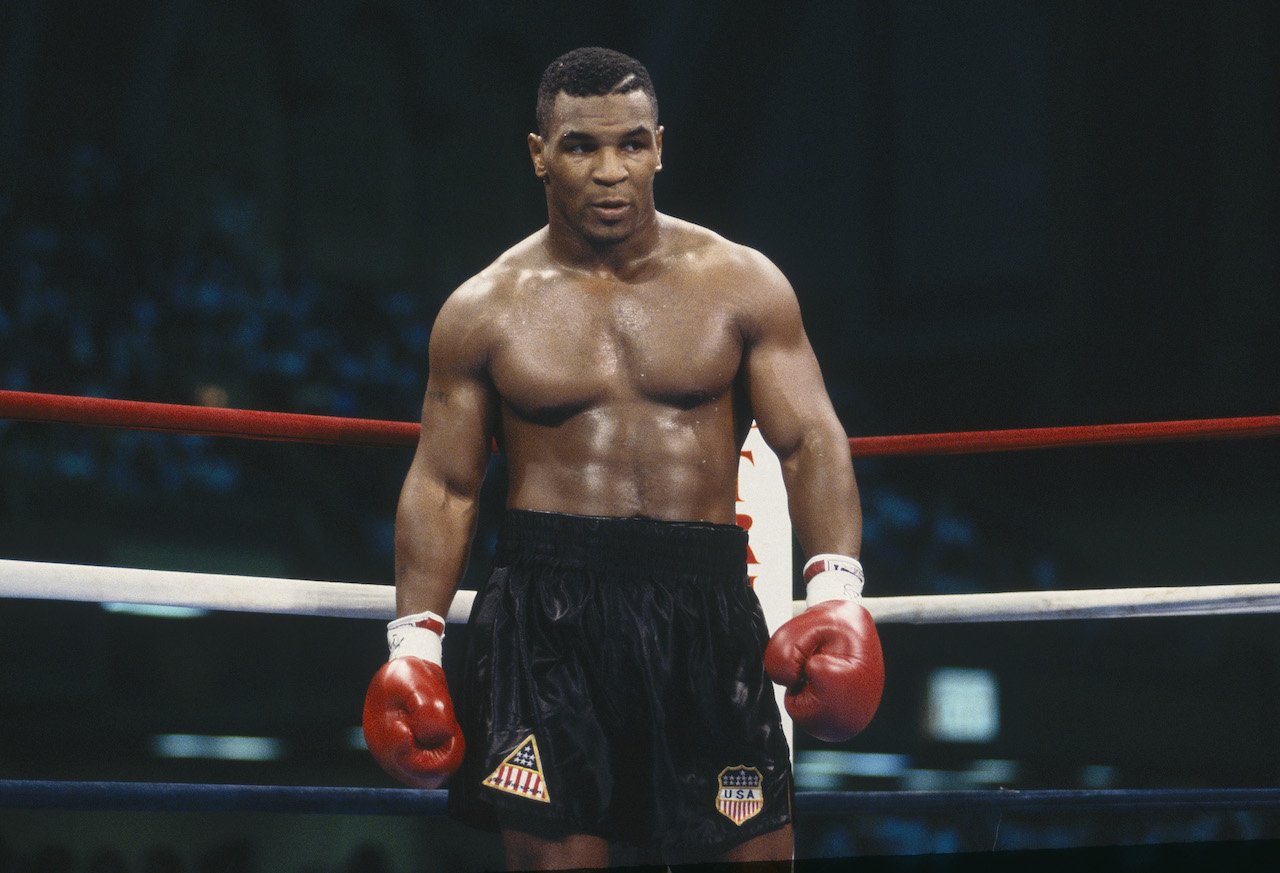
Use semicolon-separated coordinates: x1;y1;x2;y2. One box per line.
592;148;628;185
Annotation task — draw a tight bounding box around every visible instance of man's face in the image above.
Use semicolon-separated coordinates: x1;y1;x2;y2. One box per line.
529;90;663;245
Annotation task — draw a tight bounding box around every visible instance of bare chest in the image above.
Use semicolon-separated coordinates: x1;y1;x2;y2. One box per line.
490;285;743;420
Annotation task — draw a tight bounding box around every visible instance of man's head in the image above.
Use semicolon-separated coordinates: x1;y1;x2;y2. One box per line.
530;48;664;248
535;47;658;137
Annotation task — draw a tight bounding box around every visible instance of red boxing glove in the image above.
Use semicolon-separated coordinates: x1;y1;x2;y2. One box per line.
764;555;884;742
362;611;465;788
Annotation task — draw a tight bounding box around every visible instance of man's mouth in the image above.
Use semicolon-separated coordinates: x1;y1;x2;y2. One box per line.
591;200;630;220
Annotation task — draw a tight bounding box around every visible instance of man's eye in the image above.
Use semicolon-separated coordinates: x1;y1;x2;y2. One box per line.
622;141;644;152
566;143;591;154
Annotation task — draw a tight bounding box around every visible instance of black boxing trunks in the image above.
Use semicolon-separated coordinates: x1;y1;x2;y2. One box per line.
447;509;793;862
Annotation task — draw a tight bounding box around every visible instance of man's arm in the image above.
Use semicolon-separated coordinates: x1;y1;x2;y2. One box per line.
363;285;495;788
395;286;498;619
740;254;861;559
741;252;883;743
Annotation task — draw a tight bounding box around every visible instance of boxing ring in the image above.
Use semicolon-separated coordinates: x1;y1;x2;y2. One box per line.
3;389;1280;833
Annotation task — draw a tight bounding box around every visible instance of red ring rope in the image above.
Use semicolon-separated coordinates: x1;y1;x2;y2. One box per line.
847;415;1280;457
1;390;1277;457
0;390;418;447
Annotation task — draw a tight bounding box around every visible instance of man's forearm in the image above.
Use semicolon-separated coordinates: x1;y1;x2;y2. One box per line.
393;475;480;618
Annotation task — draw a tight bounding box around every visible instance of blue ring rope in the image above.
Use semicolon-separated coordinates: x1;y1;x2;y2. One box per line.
5;781;1280;816
0;780;447;815
799;788;1280;814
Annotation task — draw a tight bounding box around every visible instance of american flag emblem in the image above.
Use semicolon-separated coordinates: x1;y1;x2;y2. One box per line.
481;735;550;803
715;765;764;826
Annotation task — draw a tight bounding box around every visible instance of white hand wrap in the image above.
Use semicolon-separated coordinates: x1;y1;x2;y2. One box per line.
803;554;865;607
386;610;445;665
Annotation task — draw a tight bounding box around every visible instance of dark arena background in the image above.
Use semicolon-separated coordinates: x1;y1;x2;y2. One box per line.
1;1;1278;871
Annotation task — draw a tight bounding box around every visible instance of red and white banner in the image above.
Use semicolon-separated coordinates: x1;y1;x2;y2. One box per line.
736;424;793;753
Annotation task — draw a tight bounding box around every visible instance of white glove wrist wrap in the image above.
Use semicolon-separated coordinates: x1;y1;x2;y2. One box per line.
803;554;865;607
386;610;445;665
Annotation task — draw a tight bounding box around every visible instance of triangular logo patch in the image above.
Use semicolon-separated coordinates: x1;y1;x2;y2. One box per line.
481;735;551;803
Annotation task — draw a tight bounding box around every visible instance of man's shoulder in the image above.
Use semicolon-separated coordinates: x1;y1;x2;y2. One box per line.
441;229;552;312
429;235;553;368
660;217;799;342
660;215;786;285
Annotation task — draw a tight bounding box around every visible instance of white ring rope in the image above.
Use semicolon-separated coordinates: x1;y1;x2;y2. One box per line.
3;558;1280;625
0;558;467;623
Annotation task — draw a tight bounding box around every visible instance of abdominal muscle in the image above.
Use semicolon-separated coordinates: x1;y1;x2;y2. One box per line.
502;400;744;524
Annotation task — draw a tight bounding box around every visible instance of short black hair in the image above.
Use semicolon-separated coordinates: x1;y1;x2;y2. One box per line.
536;47;657;135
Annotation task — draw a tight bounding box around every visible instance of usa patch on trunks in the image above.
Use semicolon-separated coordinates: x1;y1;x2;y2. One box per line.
482;735;550;803
716;765;763;825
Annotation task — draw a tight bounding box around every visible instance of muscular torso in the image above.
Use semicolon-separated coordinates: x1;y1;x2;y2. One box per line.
481;219;754;523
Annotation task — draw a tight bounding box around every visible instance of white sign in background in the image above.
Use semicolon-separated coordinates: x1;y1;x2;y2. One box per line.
735;423;794;755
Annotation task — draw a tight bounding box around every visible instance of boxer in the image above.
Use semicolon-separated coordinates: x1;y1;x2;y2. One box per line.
364;47;882;871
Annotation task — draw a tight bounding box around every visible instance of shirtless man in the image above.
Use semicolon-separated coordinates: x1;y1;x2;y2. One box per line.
362;48;883;870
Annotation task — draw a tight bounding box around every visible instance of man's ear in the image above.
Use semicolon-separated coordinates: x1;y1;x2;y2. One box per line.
655;125;664;172
528;132;548;180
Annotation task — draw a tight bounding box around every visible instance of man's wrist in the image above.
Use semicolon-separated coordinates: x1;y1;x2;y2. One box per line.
387;610;445;665
803;554;865;606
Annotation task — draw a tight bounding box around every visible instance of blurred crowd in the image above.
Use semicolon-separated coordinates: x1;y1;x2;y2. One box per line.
807;809;1280;859
1;144;429;416
0;838;401;873
0;143;431;576
4;809;1279;871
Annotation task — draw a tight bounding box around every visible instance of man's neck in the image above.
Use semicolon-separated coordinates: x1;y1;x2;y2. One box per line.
545;210;663;279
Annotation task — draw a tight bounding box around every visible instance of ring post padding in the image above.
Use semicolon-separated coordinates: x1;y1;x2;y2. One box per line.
736;423;794;751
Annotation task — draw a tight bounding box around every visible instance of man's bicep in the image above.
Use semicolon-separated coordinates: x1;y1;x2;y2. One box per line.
408;291;498;495
411;369;496;494
743;277;839;459
747;332;836;458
